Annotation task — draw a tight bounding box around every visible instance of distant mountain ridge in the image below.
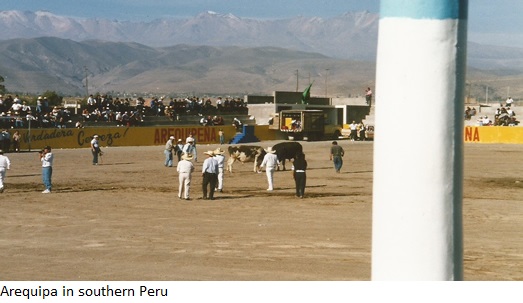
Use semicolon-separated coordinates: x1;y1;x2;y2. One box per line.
1;10;523;98
3;10;523;69
0;37;376;96
0;10;379;61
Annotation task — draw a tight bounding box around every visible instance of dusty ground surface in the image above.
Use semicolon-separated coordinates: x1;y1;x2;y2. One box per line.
1;140;522;281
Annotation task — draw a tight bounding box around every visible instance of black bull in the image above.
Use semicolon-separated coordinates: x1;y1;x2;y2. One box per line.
272;141;303;171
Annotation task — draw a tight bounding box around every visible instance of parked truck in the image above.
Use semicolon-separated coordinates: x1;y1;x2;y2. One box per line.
269;109;341;141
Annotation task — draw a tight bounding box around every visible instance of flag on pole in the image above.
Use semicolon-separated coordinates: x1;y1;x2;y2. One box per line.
301;81;314;104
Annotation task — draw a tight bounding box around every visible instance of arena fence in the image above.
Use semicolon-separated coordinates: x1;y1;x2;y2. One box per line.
6;125;277;151
2;125;523;152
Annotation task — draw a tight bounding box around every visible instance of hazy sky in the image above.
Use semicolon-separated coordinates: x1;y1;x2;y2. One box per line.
3;0;523;47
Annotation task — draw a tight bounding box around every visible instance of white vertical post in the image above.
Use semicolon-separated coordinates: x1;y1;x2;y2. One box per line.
372;0;468;280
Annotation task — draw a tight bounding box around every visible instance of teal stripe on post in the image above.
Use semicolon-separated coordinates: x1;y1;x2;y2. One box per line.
380;0;468;20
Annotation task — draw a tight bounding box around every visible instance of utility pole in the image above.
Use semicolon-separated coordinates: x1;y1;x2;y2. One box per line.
84;66;89;97
295;69;299;92
325;68;330;96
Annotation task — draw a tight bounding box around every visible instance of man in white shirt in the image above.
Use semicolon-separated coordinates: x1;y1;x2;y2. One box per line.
177;153;195;200
201;151;218;200
40;146;54;193
213;148;226;192
10;101;22;113
216;97;223;111
87;94;96;111
0;149;11;193
349;121;358;141
91;135;101;165
260;146;279;191
505;97;514;107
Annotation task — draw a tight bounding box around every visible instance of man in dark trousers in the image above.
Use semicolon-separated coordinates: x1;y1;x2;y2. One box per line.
292;152;307;198
330;141;345;173
201;150;218;200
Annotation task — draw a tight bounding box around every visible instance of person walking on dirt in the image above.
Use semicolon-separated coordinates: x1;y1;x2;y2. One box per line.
349;121;358;141
164;136;176;167
40;145;53;193
12;130;21;152
330;141;345;173
91;135;101;165
177;153;195;200
292;152;307;198
213;147;226;192
218;129;225;145
183;136;197;162
201;150;218;200
260;146;279;191
0;149;11;193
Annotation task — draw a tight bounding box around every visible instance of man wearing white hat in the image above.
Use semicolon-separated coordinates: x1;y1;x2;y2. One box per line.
182;136;197;162
0;149;11;193
260;146;279;191
201;150;218;200
90;134;101;165
213;147;226;192
177;153;194;200
164;136;176;167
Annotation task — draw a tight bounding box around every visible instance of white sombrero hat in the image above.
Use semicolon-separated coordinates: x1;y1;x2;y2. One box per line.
265;146;276;154
181;153;193;160
213;147;225;155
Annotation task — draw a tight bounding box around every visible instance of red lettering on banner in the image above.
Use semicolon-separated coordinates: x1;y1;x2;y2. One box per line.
191;128;198;139
464;127;480;142
154;127;218;144
160;128;168;142
168;128;175;138
197;128;204;142
465;127;472;141
207;128;217;142
473;128;480;141
154;129;161;144
185;128;196;141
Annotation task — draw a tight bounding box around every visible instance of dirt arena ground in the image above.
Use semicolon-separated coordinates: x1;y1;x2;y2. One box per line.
1;140;522;281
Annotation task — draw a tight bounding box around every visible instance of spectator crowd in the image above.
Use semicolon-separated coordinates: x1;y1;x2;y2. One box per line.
0;93;248;129
465;96;519;126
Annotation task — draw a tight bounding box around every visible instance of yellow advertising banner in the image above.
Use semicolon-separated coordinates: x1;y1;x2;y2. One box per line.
6;125;523;150
10;125;276;150
464;126;523;144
